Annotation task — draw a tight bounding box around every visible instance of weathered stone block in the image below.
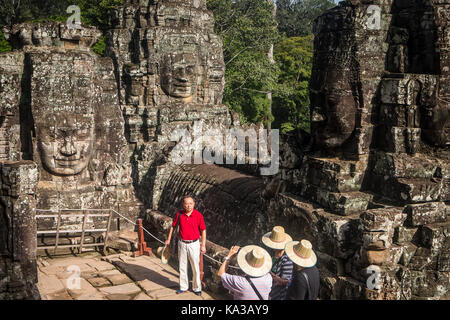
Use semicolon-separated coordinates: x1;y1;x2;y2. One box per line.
0;161;39;197
393;226;419;244
360;207;406;232
399;242;418;267
437;252;450;272
362;230;391;250
387;245;404;265
406;202;447;226
420;221;450;250
410;270;447;298
408;248;438;271
316;251;345;276
363;249;389;266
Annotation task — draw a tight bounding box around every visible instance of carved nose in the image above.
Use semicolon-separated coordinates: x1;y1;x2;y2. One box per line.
60;137;77;156
177;68;188;81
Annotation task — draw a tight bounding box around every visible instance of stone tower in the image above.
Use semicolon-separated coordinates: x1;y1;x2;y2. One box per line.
0;23;139;298
105;0;236;209
265;0;449;299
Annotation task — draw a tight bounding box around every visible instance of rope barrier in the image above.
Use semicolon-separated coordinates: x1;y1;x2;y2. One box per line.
36;208;241;269
109;209;241;270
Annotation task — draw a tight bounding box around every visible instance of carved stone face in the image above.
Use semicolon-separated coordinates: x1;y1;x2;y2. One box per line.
310;70;357;149
37;113;94;176
160;52;198;99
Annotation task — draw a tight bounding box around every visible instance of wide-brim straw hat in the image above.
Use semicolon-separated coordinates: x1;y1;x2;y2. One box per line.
157;245;171;264
236;245;272;277
285;240;317;268
262;226;293;250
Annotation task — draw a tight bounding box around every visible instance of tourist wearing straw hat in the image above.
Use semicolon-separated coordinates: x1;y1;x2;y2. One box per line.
285;239;320;300
262;226;294;300
217;245;273;300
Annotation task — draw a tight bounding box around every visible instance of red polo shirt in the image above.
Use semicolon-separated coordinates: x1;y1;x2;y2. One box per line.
172;209;206;241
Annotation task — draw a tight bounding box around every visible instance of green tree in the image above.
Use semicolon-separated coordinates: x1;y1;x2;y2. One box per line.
0;0;74;27
74;0;124;31
273;35;313;133
0;0;124;30
276;0;335;37
0;30;12;52
207;0;280;126
0;0;124;55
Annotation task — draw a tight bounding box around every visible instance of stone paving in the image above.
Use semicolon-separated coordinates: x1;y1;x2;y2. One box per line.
37;252;215;300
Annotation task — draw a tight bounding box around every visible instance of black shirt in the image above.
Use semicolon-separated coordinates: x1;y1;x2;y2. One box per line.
285;265;320;300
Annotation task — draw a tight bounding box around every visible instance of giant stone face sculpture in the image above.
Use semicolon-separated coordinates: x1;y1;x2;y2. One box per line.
106;0;234;208
0;22;139;221
160;52;199;100
309;5;361;153
37;113;95;176
310;69;358;150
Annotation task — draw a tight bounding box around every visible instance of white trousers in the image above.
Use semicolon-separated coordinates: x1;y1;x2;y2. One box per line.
178;240;201;292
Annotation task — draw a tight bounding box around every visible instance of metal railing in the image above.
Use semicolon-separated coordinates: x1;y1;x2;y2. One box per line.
36;208;113;254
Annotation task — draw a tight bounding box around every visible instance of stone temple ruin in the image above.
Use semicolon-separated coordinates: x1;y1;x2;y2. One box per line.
0;0;448;300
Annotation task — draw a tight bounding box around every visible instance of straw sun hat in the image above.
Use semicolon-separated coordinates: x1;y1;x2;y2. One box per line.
285;239;317;268
157;245;171;264
261;226;292;250
236;245;272;277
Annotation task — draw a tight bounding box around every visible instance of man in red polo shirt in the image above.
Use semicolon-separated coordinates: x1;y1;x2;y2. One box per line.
165;196;206;295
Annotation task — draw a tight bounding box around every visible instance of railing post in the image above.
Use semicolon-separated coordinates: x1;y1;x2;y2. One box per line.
133;218;152;257
54;209;61;254
103;209;113;254
79;210;88;254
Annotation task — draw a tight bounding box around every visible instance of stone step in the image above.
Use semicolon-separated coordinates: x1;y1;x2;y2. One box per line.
98;282;142;298
370;176;447;203
297;183;373;215
106;230;138;252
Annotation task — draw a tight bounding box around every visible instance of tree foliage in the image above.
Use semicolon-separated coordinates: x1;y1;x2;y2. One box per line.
74;0;124;31
0;0;124;29
0;0;124;54
0;30;12;52
273;35;313;133
276;0;335;37
207;0;279;126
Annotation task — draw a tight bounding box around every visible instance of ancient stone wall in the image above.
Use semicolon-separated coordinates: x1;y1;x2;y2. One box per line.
266;0;449;300
0;161;40;299
0;22;143;298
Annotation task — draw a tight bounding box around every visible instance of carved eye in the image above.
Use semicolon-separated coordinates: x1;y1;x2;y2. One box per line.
56;129;67;140
40;127;57;141
186;66;195;74
327;97;338;108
